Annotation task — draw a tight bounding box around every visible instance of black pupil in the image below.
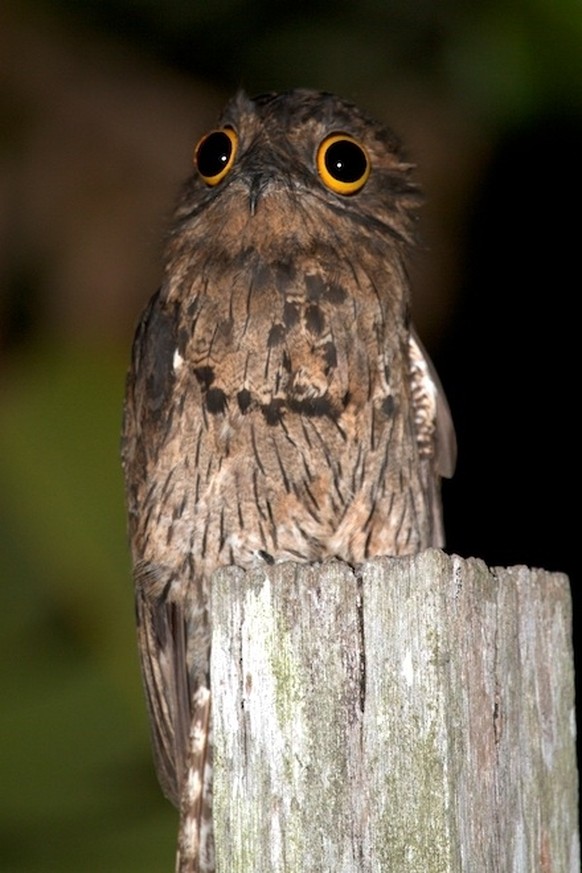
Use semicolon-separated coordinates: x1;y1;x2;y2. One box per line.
325;140;367;182
197;131;233;178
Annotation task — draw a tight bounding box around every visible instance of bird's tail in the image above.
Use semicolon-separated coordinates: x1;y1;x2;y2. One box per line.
176;689;214;873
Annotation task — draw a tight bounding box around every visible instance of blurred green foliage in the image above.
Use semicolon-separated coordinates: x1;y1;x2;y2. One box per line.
43;0;582;123
0;346;176;871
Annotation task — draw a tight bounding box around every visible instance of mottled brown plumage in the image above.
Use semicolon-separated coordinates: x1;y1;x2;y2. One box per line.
121;89;455;872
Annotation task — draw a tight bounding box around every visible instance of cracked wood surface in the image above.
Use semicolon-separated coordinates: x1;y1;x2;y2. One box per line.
210;549;579;872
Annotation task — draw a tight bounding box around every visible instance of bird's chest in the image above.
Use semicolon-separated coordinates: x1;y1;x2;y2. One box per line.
135;251;422;573
140;351;420;579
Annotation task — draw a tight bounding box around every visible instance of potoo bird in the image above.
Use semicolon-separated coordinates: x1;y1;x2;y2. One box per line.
121;89;456;872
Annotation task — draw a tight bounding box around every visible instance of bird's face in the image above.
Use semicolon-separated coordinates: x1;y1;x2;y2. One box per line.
171;89;422;256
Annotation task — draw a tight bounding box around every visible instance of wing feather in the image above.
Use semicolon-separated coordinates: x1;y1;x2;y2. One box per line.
409;327;457;479
134;561;191;806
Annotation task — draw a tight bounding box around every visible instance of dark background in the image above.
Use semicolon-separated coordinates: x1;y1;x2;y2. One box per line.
1;1;579;869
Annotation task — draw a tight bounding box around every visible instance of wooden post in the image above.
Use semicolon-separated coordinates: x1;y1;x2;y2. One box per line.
210;549;579;872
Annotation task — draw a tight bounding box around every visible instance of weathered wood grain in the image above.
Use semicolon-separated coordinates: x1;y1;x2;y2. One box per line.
210;550;579;872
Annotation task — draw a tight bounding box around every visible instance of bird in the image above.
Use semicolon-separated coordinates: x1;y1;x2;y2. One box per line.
121;88;456;872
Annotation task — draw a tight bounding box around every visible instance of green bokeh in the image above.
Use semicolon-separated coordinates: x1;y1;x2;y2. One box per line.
0;346;176;871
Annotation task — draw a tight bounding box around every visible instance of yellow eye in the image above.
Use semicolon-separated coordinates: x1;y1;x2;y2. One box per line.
316;134;371;195
194;127;238;186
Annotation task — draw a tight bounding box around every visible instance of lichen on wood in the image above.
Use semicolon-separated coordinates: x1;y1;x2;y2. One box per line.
210;550;579;872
